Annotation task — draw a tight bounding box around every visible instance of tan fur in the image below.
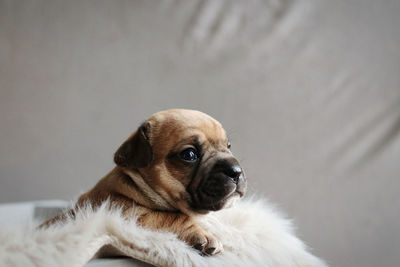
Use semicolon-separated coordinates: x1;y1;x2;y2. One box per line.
42;109;244;255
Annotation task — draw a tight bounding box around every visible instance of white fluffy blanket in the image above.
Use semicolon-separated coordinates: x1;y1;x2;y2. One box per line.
0;198;327;267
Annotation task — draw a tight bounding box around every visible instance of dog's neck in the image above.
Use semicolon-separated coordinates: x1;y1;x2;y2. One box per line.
114;167;177;212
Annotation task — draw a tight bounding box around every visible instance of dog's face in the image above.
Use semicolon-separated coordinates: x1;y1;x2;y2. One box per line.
114;109;246;215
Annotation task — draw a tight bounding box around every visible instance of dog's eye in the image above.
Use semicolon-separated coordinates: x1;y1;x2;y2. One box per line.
227;142;231;149
179;148;198;162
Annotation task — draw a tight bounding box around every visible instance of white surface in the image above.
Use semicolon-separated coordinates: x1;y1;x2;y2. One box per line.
0;199;326;267
86;258;151;267
0;200;68;225
0;200;148;266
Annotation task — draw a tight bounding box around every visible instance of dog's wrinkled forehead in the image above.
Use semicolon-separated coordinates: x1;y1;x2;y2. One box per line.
148;109;227;150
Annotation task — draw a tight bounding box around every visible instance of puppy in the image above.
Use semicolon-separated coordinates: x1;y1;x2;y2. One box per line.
44;109;247;255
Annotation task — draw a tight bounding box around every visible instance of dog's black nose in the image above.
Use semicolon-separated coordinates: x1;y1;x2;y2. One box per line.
223;164;242;184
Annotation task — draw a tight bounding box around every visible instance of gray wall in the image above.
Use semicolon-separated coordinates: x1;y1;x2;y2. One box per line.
1;1;400;266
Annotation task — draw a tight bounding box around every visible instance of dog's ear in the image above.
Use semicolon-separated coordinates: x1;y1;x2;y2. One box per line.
114;122;153;168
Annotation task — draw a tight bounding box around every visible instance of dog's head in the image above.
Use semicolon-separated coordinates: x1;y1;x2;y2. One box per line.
114;109;247;215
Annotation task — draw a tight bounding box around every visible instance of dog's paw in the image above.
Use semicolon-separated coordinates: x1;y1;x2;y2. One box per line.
184;229;223;256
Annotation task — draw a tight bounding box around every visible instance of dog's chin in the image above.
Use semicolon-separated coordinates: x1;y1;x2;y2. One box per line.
190;190;242;214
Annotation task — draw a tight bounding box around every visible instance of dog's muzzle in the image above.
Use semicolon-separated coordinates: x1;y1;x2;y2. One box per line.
191;157;247;212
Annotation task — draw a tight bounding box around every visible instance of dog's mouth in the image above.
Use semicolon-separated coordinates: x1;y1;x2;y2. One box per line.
197;190;242;212
187;155;247;213
190;174;246;213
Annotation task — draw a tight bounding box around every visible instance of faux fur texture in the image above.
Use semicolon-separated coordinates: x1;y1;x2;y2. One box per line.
0;198;328;267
